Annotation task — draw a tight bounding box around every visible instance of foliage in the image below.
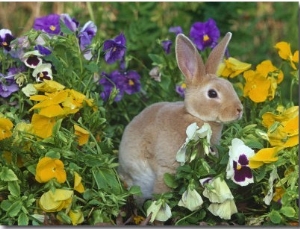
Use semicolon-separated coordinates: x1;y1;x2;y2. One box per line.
0;2;298;226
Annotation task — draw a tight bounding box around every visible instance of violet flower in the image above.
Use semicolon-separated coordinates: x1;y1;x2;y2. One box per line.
0;72;19;98
161;40;172;54
103;33;126;64
0;29;15;52
60;14;79;32
169;26;183;35
175;83;186;98
122;70;141;95
33;14;61;35
78;21;97;60
189;18;220;51
34;45;52;56
99;72;124;102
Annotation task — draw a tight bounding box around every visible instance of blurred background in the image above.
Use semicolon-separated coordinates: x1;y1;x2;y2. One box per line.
0;2;298;65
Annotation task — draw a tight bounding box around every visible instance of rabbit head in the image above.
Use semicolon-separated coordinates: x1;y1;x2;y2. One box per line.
176;32;243;124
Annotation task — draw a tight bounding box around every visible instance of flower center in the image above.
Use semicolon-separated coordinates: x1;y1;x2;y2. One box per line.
236;163;242;170
203;34;210;42
2;41;8;46
181;83;187;89
128;79;135;86
50;25;56;31
38;72;44;79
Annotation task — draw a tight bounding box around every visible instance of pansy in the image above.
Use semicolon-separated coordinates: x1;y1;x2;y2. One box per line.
149;66;161;82
22;83;38;97
217;57;251;78
0;29;15;51
22;50;43;68
189;18;220;51
275;41;299;70
31;113;57;139
69;209;84;225
0;117;13;140
34;44;52;56
74;124;89;146
60;13;79;32
262;106;299;148
35;157;67;183
146;199;172;223
248;147;279;169
73;172;85;193
103;33;126;64
201;177;237;220
0;73;19;98
39;189;73;212
169;26;183;35
178;183;203;211
175;82;186;98
226;138;255;186
78;21;97;60
33;14;61;35
32;63;53;82
122;70;141;95
34;79;65;93
161;40;172;54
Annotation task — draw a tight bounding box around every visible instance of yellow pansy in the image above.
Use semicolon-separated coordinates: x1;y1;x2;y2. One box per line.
218;57;251;78
34;79;65;93
69;209;84;225
256;60;284;84
272;187;285;202
35;157;66;183
74;124;90;146
249;148;279;169
243;70;270;103
74;172;85;193
262;106;298;148
39;189;73;212
0;117;13;140
275;41;299;70
31;114;56;139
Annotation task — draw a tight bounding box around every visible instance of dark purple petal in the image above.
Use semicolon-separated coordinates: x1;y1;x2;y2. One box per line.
33;14;61;35
25;56;42;67
169;26;183;35
0;29;15;51
123;70;141;95
161;40;172;54
238;154;249;166
36;71;52;82
34;45;52;55
103;33;126;64
233;165;253;182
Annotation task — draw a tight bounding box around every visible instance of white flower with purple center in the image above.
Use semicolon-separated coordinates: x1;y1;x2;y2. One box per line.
32;63;53;82
0;29;15;51
226;138;255;186
22;50;43;68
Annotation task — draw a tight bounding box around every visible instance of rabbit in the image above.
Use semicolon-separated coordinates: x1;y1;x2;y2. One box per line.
118;32;243;205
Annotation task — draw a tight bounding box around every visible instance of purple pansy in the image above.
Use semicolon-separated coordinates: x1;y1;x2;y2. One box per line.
99;69;141;102
189;18;220;51
60;14;79;32
103;33;126;64
161;40;172;54
78;21;97;60
169;26;183;35
175;83;186;98
0;70;19;98
0;29;15;52
226;138;254;186
33;14;61;35
34;45;52;55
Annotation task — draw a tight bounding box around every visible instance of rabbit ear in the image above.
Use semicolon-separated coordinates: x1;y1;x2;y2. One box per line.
205;32;232;75
176;33;206;84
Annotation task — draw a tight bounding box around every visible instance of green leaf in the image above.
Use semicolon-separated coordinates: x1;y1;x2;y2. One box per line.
92;167;122;194
269;210;282;224
0;167;18;181
6;201;22;217
128;185;142;196
8;181;20;197
148;54;163;64
164;173;178;189
280;206;296;217
18;212;29;225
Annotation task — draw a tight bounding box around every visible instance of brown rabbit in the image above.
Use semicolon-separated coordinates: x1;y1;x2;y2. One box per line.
118;32;243;205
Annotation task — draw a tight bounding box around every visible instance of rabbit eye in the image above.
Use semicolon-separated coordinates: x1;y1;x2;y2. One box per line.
208;89;218;98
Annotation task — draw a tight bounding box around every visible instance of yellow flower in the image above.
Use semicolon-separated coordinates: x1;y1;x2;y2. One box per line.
74;124;89;146
34;80;65;93
39;189;73;212
243;70;270;103
275;41;299;70
0;117;13;140
69;209;84;225
256;60;284;84
218;57;251;78
248;148;279;169
262;106;298;148
31;114;56;139
133;215;145;225
74;172;85;193
272;187;285;202
62;89;95;114
35;157;67;183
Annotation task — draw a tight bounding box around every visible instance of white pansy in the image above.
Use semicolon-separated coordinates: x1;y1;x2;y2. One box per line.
22;83;38;97
207;199;238;220
32;63;53;82
178;185;204;211
147;200;172;223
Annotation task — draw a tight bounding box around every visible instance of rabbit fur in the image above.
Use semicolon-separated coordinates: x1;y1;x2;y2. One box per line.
118;32;243;205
